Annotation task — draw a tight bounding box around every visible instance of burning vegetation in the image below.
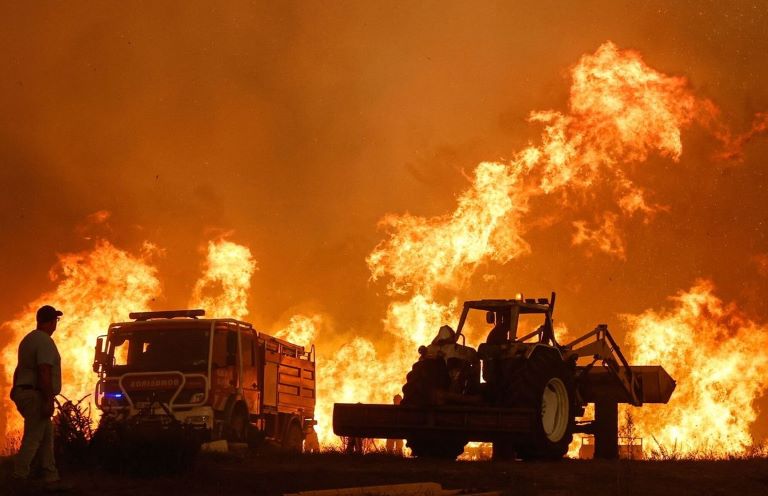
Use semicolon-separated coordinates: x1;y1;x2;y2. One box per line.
1;41;767;460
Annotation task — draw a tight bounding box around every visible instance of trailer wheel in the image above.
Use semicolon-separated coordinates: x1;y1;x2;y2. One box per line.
406;436;467;460
401;358;449;406
282;422;304;453
503;348;575;460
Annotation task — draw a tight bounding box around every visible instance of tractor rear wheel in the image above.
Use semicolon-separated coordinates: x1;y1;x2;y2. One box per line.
502;348;575;460
401;358;450;406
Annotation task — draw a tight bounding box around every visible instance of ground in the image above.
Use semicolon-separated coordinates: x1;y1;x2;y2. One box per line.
2;452;768;495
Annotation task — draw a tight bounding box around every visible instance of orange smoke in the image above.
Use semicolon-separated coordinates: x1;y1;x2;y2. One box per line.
0;240;161;438
625;280;768;456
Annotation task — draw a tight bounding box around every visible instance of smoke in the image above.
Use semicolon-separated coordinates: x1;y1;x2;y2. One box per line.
1;2;767;336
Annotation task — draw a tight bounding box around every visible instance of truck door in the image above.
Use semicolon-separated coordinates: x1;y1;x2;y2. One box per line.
211;325;238;410
262;338;279;409
240;329;260;415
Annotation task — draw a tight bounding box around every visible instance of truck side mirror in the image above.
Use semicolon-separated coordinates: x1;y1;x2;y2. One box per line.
93;336;105;373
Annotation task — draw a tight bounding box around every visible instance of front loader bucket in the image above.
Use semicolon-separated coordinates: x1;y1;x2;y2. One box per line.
578;365;675;405
631;365;676;403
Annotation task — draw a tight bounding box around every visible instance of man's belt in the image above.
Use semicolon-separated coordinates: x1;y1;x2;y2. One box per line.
12;385;36;390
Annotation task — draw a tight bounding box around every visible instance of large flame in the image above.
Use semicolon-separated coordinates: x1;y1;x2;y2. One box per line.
368;41;723;335
0;241;161;439
625;280;768;456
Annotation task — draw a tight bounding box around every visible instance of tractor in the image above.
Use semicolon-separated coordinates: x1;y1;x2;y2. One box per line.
334;294;675;460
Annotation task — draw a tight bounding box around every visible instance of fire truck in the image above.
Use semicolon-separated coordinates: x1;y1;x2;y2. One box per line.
91;309;316;454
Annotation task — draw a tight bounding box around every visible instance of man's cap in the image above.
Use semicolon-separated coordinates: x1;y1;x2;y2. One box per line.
36;305;63;323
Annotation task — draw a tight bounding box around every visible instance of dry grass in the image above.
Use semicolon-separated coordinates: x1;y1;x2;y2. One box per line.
645;436;768;461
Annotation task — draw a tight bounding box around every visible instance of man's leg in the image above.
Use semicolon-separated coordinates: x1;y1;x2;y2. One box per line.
12;390;48;479
38;416;59;482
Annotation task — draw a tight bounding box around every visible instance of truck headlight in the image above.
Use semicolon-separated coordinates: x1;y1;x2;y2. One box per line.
185;415;210;425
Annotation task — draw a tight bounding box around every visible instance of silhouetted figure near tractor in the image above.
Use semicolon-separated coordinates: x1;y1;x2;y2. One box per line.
344;436;364;454
385;394;404;455
485;310;510;345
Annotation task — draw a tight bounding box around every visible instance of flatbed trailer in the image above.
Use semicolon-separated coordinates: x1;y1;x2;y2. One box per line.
334;365;674;456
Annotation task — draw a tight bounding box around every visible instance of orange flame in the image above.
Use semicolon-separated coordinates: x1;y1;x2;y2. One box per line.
625;280;768;456
0;240;161;438
368;41;722;310
189;239;257;320
274;314;321;345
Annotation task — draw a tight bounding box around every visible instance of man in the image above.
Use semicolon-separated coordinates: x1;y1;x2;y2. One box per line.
385;394;403;455
10;305;64;487
485;311;510;345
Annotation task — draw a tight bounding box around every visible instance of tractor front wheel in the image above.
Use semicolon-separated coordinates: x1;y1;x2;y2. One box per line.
502;348;575;460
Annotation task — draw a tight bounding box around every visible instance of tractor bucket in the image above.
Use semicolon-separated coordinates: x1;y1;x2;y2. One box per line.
578;365;675;405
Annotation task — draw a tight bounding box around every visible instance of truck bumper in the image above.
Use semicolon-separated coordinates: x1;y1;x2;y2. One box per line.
173;406;215;431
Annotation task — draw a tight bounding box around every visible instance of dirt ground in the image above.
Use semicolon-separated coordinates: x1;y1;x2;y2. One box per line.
2;452;768;496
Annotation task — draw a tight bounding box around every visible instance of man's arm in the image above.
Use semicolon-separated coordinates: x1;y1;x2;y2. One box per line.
37;363;55;418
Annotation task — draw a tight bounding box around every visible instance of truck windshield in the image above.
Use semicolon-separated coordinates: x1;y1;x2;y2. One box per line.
108;327;210;373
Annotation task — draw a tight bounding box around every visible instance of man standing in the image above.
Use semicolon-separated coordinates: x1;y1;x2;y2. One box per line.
385;394;403;455
10;305;63;485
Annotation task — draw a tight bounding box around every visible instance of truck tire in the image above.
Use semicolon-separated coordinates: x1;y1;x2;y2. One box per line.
401;359;449;406
227;404;249;443
406;436;467;460
90;420;123;471
282;422;304;454
502;348;575;460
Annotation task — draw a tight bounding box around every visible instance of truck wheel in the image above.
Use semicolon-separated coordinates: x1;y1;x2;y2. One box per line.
90;420;124;471
401;358;449;406
282;422;304;454
227;406;249;443
406;436;466;460
503;348;575;460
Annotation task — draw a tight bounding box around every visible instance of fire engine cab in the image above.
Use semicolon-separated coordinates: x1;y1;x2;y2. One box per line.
92;309;316;451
